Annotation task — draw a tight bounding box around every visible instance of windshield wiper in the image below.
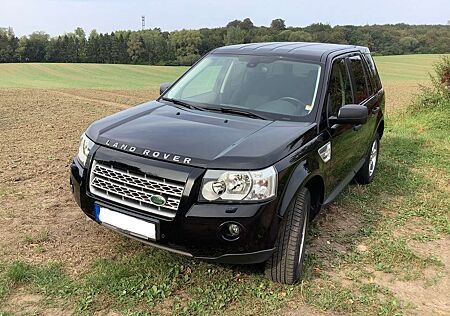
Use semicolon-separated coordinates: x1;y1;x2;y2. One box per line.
162;98;268;120
208;107;268;120
161;97;204;111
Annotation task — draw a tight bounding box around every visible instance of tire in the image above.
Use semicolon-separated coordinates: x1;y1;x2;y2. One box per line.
264;187;310;284
355;133;380;184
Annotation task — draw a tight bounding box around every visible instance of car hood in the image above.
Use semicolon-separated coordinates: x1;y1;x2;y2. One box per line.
86;101;316;169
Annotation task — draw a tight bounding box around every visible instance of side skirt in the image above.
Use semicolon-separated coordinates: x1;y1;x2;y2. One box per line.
322;157;365;206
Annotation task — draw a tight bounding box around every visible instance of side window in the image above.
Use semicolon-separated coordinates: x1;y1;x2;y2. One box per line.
348;56;369;104
327;59;353;117
363;53;382;91
362;59;376;95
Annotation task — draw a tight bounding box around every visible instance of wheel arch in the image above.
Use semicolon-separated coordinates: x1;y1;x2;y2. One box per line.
303;175;325;218
278;161;325;218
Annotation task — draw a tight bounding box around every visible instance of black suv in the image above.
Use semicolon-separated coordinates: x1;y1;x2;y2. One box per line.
70;42;384;284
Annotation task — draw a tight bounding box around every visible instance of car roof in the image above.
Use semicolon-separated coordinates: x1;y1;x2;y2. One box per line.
211;42;367;62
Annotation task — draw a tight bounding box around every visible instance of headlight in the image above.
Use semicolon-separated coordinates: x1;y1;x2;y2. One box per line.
200;166;277;202
77;133;94;166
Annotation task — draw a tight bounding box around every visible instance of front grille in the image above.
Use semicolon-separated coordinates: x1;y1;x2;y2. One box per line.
89;161;185;218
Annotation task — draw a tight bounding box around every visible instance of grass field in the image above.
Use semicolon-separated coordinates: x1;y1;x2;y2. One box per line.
0;55;442;89
375;54;443;82
0;63;188;89
0;55;449;315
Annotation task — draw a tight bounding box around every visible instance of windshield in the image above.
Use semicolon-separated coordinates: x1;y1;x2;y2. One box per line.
165;54;322;121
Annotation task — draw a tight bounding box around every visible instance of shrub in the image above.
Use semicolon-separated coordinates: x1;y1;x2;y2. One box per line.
413;56;450;111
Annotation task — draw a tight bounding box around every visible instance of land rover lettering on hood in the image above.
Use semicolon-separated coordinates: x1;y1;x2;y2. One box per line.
70;42;385;284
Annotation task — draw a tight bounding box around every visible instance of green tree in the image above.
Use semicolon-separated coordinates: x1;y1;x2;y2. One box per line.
169;29;201;65
140;29;167;64
226;20;242;28
288;30;313;42
399;36;419;53
306;23;334;42
74;27;86;39
63;34;78;62
0;28;18;62
2;21;450;64
117;33;130;64
18;31;49;62
199;28;225;56
98;33;112;63
270;19;286;31
87;29;100;63
225;26;245;45
127;33;145;64
73;27;87;62
241;18;254;31
276;30;292;41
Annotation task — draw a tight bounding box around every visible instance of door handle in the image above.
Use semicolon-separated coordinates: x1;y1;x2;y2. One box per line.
353;124;363;131
372;107;380;114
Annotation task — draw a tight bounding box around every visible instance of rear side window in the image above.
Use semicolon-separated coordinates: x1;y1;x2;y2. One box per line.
363;53;382;91
327;59;353;117
348;56;369;104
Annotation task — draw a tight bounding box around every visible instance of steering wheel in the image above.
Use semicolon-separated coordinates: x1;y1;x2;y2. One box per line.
278;97;309;115
278;97;306;107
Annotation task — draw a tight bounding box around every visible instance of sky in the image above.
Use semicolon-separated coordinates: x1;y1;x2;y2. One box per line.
1;0;449;37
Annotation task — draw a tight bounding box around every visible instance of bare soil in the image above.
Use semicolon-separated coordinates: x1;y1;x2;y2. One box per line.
382;81;427;113
283;302;335;316
0;88;154;274
374;238;450;315
2;289;69;315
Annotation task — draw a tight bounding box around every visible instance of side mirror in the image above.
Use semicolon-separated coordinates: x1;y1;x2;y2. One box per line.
160;82;172;95
331;104;368;125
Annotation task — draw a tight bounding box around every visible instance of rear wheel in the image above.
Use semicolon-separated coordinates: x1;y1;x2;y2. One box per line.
264;187;310;284
355;133;380;184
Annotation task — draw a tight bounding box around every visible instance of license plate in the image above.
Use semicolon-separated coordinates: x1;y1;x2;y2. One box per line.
95;205;156;240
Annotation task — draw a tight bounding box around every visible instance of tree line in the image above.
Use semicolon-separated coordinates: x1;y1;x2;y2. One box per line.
0;19;449;65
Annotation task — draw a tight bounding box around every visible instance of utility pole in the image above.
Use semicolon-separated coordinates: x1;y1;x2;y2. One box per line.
142;16;146;30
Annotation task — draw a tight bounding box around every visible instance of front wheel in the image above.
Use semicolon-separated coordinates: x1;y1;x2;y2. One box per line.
355;133;380;184
264;187;310;284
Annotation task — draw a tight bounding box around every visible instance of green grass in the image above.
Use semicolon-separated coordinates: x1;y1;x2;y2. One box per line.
374;54;448;82
0;54;446;90
0;249;292;315
0;261;74;302
0;63;188;89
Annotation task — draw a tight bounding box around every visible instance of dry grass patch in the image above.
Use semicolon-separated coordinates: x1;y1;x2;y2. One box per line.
382;81;428;113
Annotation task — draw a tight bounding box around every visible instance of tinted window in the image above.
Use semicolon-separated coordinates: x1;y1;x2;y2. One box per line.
362;59;376;95
327;59;353;117
363;53;382;91
349;56;369;103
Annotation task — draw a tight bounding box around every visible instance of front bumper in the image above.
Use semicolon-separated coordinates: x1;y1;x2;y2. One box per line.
70;152;281;264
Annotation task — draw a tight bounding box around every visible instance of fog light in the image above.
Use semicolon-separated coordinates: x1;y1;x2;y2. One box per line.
228;223;240;236
220;222;243;241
